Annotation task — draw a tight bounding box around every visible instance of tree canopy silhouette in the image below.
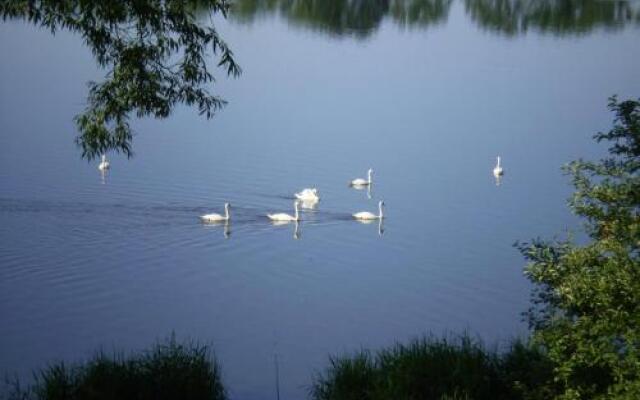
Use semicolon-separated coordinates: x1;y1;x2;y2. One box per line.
0;0;240;159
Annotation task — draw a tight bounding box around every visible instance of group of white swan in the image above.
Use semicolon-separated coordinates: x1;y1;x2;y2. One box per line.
199;168;385;224
98;156;504;222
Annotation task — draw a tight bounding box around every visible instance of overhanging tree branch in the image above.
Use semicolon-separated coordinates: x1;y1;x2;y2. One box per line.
0;0;241;159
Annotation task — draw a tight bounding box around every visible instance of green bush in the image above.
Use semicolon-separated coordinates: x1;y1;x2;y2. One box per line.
519;96;640;399
5;336;226;400
310;334;556;400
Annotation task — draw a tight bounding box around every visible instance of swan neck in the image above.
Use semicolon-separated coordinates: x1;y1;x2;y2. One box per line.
496;157;501;168
294;203;299;220
368;170;372;183
225;204;229;219
379;202;383;218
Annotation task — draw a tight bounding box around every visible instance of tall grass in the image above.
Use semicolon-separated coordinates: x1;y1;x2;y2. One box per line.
2;333;557;400
310;334;557;400
4;336;226;400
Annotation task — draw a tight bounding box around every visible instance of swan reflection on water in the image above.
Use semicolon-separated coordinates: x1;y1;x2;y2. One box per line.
355;218;384;236
350;183;372;199
271;220;301;239
201;220;232;239
99;169;107;185
493;156;504;187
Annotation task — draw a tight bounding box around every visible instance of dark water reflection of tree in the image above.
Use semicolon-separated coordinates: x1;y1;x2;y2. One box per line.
229;0;640;38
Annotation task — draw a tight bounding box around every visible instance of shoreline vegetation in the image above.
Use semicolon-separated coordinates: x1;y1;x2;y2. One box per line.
3;334;556;400
2;336;227;400
310;334;556;400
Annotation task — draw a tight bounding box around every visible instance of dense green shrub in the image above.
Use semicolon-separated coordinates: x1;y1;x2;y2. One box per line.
4;336;226;400
519;97;640;399
310;334;556;400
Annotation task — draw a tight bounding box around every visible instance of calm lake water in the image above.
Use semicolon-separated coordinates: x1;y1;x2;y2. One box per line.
1;1;640;398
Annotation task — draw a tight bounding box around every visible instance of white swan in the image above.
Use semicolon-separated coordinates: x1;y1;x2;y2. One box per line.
350;168;373;186
201;203;231;222
268;201;300;222
299;199;319;210
295;188;320;201
353;200;384;220
493;156;504;177
98;154;110;171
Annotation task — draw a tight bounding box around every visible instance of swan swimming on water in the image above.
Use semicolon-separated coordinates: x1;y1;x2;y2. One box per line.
493;156;504;177
98;154;110;171
295;188;320;201
350;168;373;186
201;203;231;222
299;198;319;210
353;200;384;220
268;201;300;222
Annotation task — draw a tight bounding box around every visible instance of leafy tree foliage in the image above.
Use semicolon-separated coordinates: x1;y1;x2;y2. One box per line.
519;97;640;399
0;0;240;159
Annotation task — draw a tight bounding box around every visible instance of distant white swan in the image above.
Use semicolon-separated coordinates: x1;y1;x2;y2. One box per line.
350;168;373;186
353;200;384;220
493;156;504;177
295;188;320;201
98;154;110;171
268;201;300;222
201;203;231;222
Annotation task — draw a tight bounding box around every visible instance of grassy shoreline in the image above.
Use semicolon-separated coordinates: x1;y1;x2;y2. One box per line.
3;333;557;400
3;336;226;400
310;333;556;400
